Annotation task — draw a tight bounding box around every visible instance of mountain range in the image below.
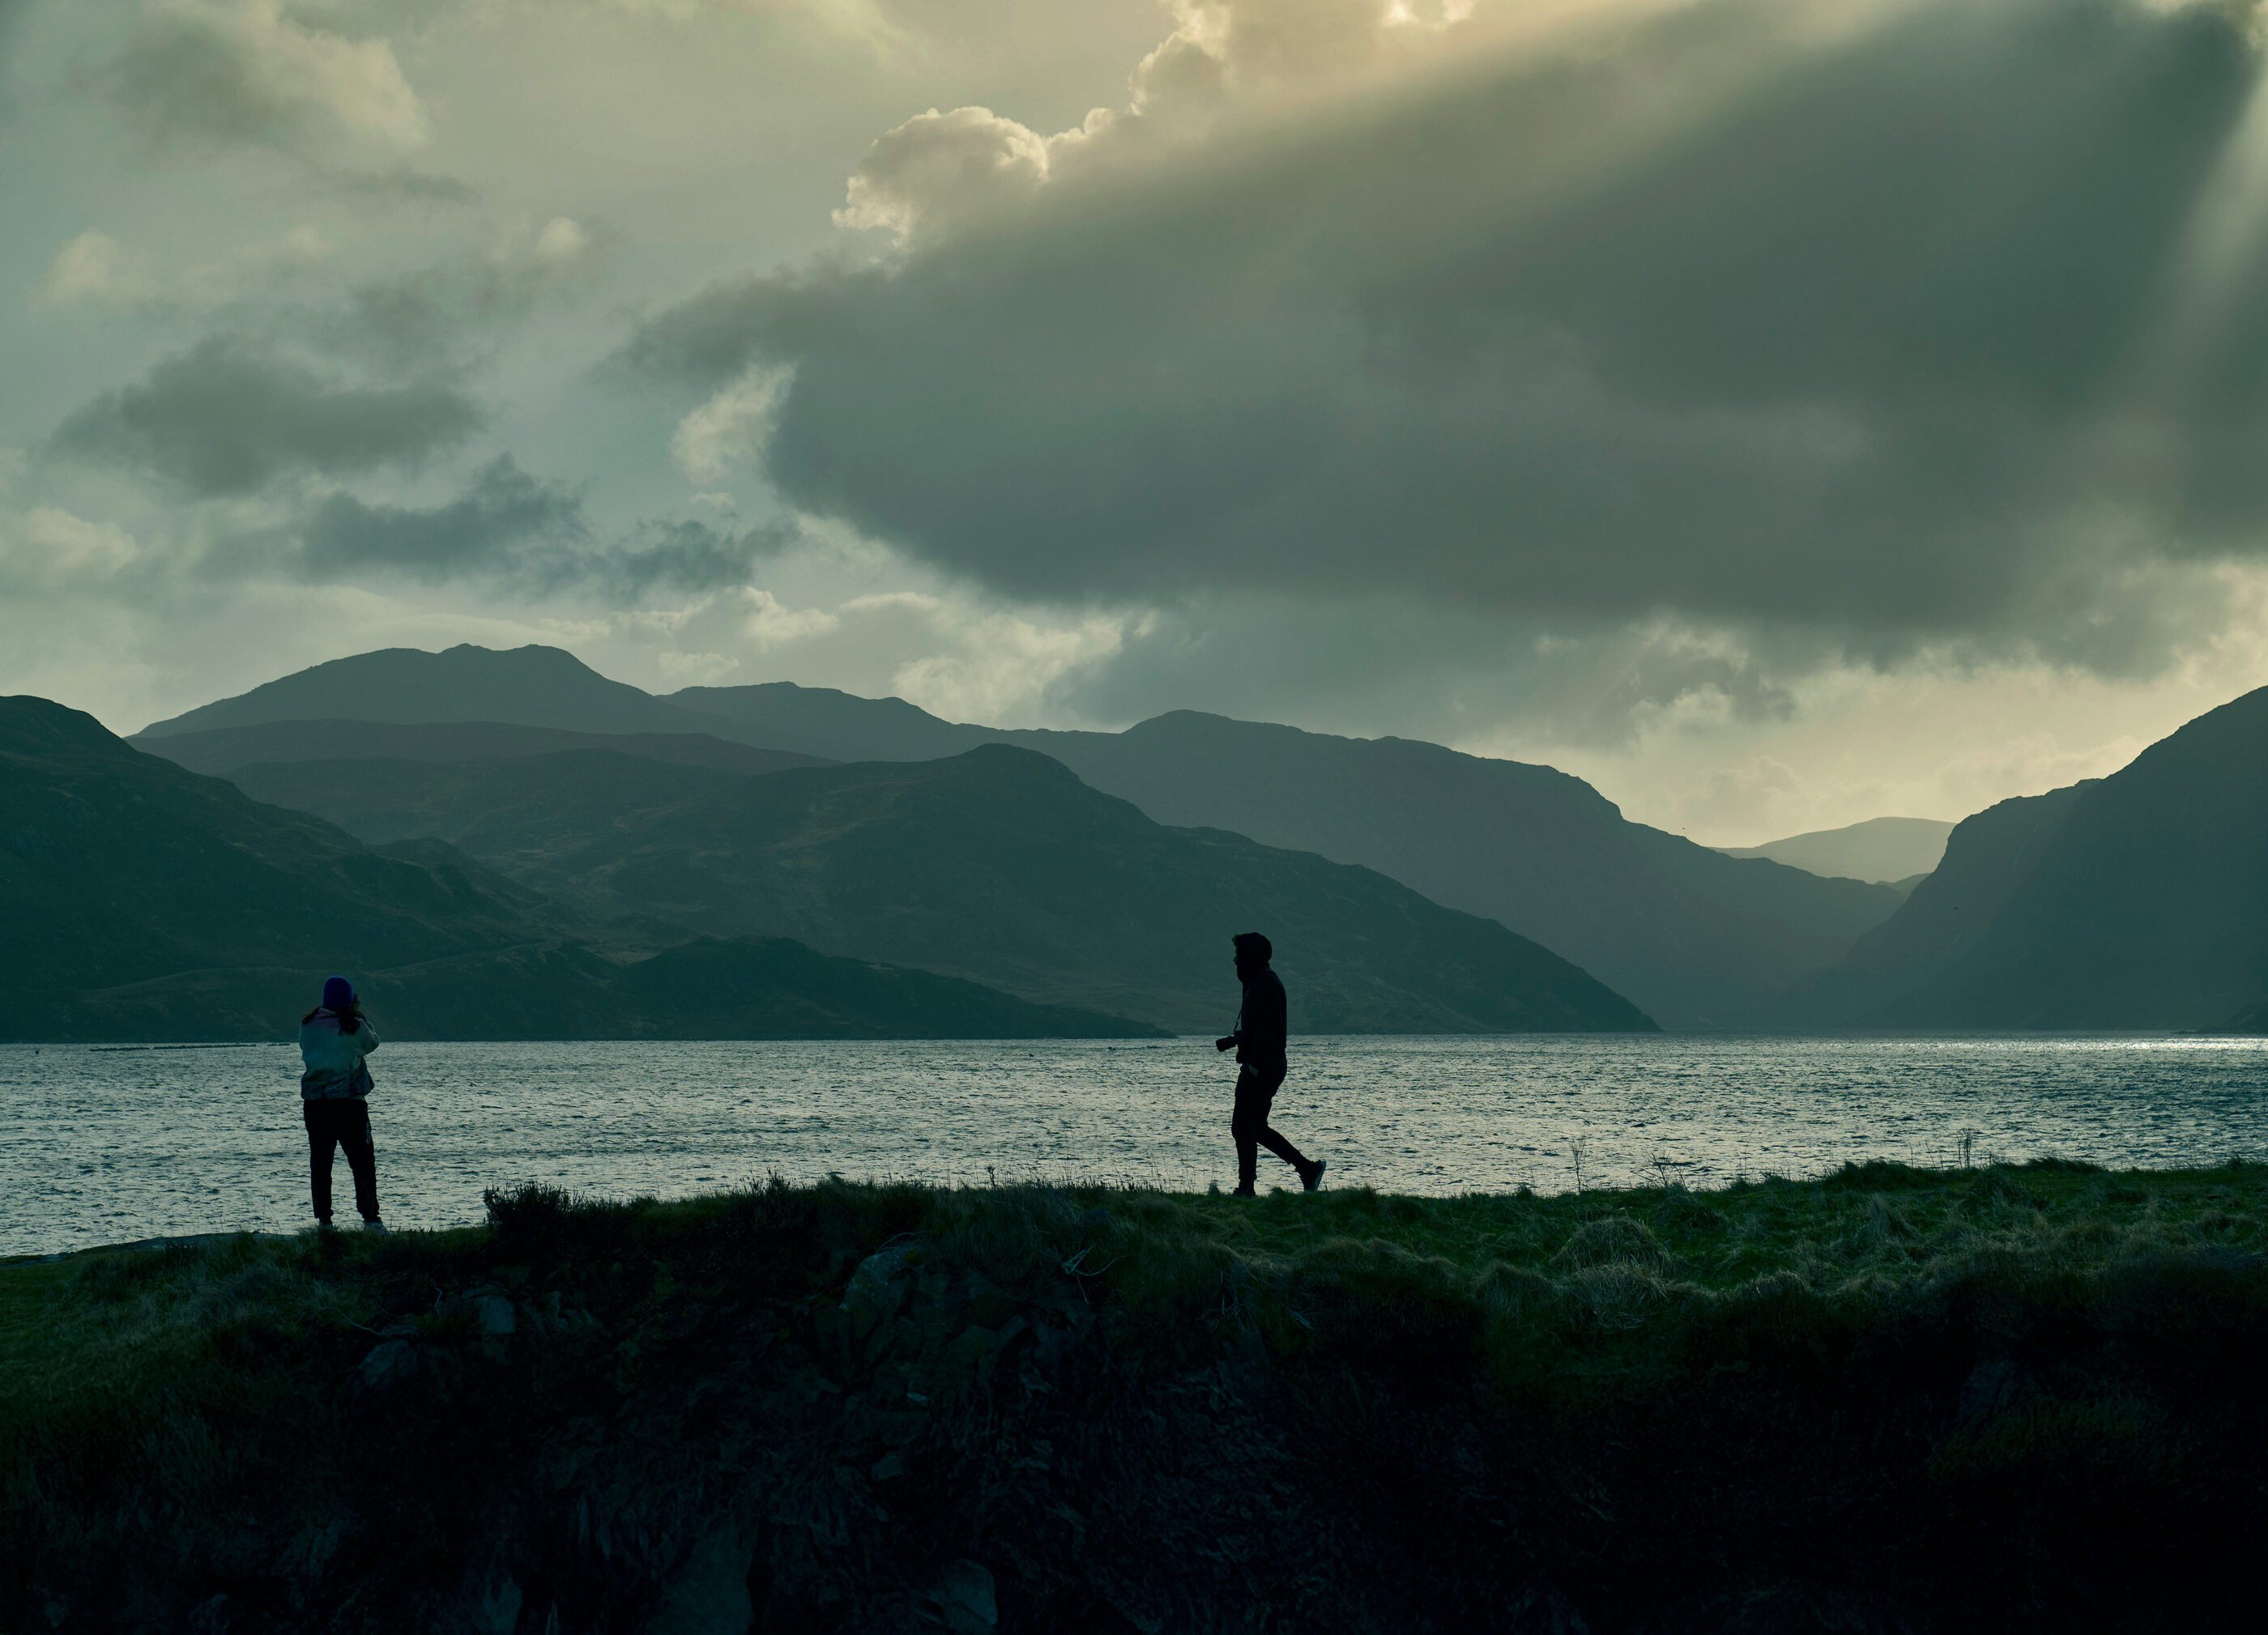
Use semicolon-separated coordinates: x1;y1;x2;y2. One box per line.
222;741;1654;1034
13;692;1652;1040
139;645;1905;1027
103;644;2268;1035
0;697;1161;1043
1715;816;1954;887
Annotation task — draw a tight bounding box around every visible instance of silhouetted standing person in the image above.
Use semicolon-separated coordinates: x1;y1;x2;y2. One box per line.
299;976;386;1232
1216;932;1324;1195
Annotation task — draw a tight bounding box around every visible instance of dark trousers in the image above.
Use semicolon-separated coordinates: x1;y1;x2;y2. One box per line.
303;1098;380;1223
1231;1063;1308;1189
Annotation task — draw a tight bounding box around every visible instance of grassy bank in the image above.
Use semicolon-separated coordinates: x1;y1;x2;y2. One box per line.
5;1161;2267;1632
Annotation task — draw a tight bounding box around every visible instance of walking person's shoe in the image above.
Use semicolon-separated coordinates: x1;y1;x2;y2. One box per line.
361;1217;389;1233
1299;1159;1327;1193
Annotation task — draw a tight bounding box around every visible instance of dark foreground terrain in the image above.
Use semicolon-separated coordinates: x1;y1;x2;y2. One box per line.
6;1163;2266;1633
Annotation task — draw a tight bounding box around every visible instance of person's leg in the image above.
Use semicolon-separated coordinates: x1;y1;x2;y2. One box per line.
1230;1069;1265;1191
1247;1065;1311;1173
303;1101;337;1224
339;1101;381;1223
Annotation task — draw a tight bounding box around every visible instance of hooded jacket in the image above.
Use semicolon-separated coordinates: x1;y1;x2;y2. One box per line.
299;1008;380;1100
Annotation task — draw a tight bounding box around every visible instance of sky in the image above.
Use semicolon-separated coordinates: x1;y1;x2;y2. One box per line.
9;0;2268;845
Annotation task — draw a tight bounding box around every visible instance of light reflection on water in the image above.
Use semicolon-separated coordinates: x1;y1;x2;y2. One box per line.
3;1033;2266;1254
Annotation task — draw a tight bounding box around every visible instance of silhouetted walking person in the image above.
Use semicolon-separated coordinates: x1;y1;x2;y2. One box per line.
300;976;385;1231
1216;932;1324;1195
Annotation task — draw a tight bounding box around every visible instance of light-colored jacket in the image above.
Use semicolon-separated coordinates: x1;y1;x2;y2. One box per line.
299;1008;380;1100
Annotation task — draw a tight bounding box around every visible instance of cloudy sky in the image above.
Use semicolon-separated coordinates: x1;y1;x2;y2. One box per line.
10;0;2268;844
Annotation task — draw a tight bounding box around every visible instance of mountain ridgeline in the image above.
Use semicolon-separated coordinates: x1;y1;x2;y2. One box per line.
1714;815;1955;884
140;644;1906;1028
113;645;2268;1032
1783;685;2268;1030
0;697;1160;1043
224;743;1653;1035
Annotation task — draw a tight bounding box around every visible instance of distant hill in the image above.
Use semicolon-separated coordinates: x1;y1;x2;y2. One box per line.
144;645;1899;1026
1715;816;1954;883
1784;686;2268;1029
227;752;753;864
0;696;1157;1043
134;645;723;739
2210;998;2268;1033
248;742;1659;1035
0;694;556;1000
147;719;830;779
663;682;1910;1026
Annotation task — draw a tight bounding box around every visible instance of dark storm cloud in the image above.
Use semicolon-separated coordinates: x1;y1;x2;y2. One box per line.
49;334;481;496
620;0;2268;667
288;461;787;593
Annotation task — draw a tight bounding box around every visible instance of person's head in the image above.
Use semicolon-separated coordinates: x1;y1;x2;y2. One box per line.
322;975;356;1013
1232;931;1272;978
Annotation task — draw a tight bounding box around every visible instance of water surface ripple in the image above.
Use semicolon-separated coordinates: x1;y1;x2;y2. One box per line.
5;1034;2266;1254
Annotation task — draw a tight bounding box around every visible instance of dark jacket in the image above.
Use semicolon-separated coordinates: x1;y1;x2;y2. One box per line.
1232;969;1288;1068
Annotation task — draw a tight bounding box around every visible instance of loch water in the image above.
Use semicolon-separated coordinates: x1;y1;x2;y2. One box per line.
6;1033;2268;1255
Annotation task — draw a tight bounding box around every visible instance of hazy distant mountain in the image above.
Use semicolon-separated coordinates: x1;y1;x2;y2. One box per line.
134;644;763;744
1714;816;1954;883
2211;998;2268;1033
678;683;1906;1024
1786;686;2268;1029
671;680;995;762
251;742;1657;1034
149;719;831;779
0;696;1157;1042
151;645;1897;1025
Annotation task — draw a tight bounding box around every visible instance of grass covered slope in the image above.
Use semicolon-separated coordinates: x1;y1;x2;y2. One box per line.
0;697;559;1013
6;1165;2266;1631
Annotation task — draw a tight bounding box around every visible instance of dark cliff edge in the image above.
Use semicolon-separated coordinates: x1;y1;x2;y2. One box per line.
6;1165;2266;1633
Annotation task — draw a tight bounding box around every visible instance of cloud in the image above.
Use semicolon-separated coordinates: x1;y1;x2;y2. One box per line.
294;455;583;580
311;223;612;373
269;459;791;593
33;231;146;306
91;0;430;160
322;165;482;212
606;515;795;594
671;364;792;483
49;334;481;495
835;104;1070;245
622;0;2268;684
0;507;147;591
